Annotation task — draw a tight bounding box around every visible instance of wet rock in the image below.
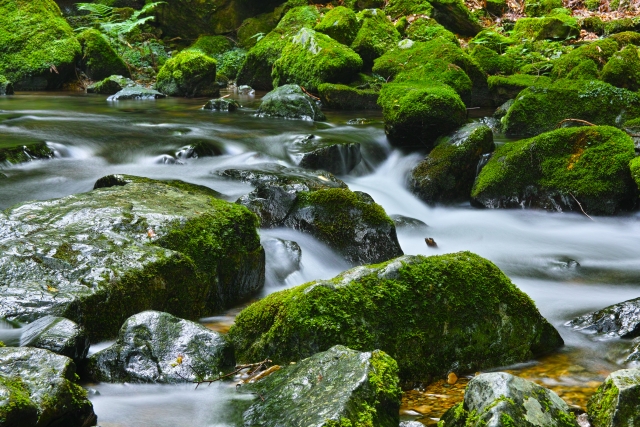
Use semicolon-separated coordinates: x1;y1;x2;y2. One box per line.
287;134;362;175
236;85;254;95
156;50;219;98
107;86;166;101
217;165;402;265
257;85;326;121
203;97;240;112
262;237;302;282
19;316;89;365
390;214;428;231
0;76;14;95
317;83;380;110
425;237;438;247
229;252;564;383
175;140;223;160
0;175;264;341
410;123;495;204
568;297;640;339
440;372;577;426
240;345;401;427
86;311;232;383
0;141;54;166
494;98;514;119
77;29;129;81
587;369;640;427
430;0;483;36
471;126;638;215
0;347;96;427
87;75;135;95
512;13;580;41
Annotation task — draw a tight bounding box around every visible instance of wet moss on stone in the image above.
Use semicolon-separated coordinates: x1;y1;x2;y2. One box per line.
609;31;640;47
351;9;401;68
156;50;218;98
512;14;579;41
405;18;459;45
315;6;360;46
524;0;562;16
77;29;129;81
0;141;54;166
229;251;563;383
384;0;434;18
237;13;278;49
471;126;637;214
469;29;514;53
470;45;517;75
587;369;640;427
630;157;640;194
600;45;640;91
318;83;380;110
551;38;618;78
187;35;234;58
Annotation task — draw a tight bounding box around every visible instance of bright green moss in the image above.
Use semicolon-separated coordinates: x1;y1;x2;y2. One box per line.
276;5;321;31
502;79;640;136
582;16;605;34
587;378;619;427
384;0;433;18
630;157;640;193
0;141;54;165
229;251;563;383
315;6;360;46
600;45;640;91
0;0;81;90
156;50;218;97
76;29;129;81
610;31;640;47
472;126;637;214
405;18;459;45
469;29;514;53
187;35;233;57
318;83;380;110
487;74;552;94
237;13;278;49
378;82;467;149
512;15;579;41
551;38;618;78
604;17;639;35
565;59;599;80
524;0;562;16
351;9;401;68
470;45;517;75
0;376;37;425
271;28;362;92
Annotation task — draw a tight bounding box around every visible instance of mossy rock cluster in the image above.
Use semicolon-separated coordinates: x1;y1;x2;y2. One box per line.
551;38;619;79
0;0;81;90
0;175;265;341
257;84;326;121
229;252;564;383
472;126;637;215
76;29;129;81
512;13;580;41
155;50;218;98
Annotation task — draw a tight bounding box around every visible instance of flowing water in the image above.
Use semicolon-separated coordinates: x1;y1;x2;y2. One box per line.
1;90;639;426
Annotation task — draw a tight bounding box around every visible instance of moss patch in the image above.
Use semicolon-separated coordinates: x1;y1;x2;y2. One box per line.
156;50;218;97
385;0;434;18
77;29;129;81
315;6;360;46
600;45;640;91
318;83;380;110
350;9;401;68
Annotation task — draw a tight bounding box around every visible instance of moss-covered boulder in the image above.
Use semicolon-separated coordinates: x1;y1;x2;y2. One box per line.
429;0;482;36
487;74;552;105
524;0;563;16
236;6;321;90
385;0;434;18
512;14;580;41
404;18;459;45
155;50;218;98
469;29;514;53
410;123;495;204
470;45;517;75
378;82;468;150
287;134;362;175
203;97;240;111
631;157;640;192
86;311;232;383
0;347;96;427
0;0;81;90
18;316;89;366
218;165;402;265
315;6;360;46
551;39;619;79
237;13;278;49
76;29;129;81
0;75;13;95
610;31;640;47
107;86;166;100
318;83;380;110
240;345;401;427
588;369;640;427
351;9;401;68
471;126;637;215
0;175;265;341
228;252;564;383
0;141;54;166
502;80;640;136
186;35;233;57
600;45;640;91
257;84;326;121
271;28;363;92
86;75;135;95
440;372;578;427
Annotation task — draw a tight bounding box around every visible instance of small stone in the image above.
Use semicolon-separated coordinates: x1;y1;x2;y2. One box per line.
447;372;458;385
425;238;438;248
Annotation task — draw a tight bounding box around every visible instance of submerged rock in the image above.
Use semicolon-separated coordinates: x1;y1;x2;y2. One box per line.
0;175;264;341
257;84;326;121
410;123;495;204
229;252;563;383
0;347;96;427
203;97;240;112
19;316;89;365
588;369;640;427
471;126;637;215
568;297;640;338
390;214;429;231
240;345;401;427
0;141;54;166
87;75;135;95
262;237;302;282
87;311;232;383
440;372;578;427
287;134;362;175
107;86;166;101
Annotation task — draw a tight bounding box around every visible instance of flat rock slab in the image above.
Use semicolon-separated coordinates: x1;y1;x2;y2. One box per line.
0;175;264;341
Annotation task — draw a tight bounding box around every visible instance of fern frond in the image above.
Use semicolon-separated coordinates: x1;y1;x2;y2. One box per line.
75;3;114;20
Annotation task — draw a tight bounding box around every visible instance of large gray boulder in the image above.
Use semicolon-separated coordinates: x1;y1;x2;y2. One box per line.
218;165;403;265
0;175;264;341
19;316;89;365
568;297;640;338
257;85;326;121
0;347;96;427
440;372;578;426
86;311;233;383
240;345;401;427
587;369;640;427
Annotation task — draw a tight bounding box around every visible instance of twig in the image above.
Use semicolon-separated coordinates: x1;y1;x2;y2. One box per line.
235;359;272;370
569;192;595;221
555;118;596;128
300;86;321;100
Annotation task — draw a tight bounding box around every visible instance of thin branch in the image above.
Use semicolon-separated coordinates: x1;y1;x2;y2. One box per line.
555;118;596;128
569;193;595;221
300;86;321;101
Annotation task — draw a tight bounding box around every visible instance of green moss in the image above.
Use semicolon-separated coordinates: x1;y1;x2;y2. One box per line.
156;50;218;97
318;83;380;110
600;45;640;91
512;15;579;41
551;38;618;78
0;376;37;425
0;0;81;90
217;48;246;79
587;378;619;427
237;13;278;49
350;9;401;68
0;141;54;165
502;79;640;136
472;126;637;214
630;157;640;193
315;6;360;46
604;17;640;35
271;28;363;92
52;242;81;264
76;29;129;81
524;0;562;16
229;251;562;383
582;16;605;34
384;0;433;18
276;5;321;31
405;18;459;46
470;30;513;54
610;31;640;47
565;59;599;80
429;0;482;36
471;45;517;75
378;82;467;149
187;35;233;57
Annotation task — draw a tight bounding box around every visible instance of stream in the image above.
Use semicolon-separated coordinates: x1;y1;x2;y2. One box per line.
1;90;639;426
